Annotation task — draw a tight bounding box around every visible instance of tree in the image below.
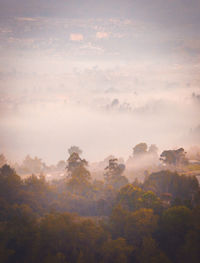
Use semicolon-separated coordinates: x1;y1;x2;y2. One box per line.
23;174;54;213
104;159;128;189
110;206;158;247
21;155;46;174
116;184;162;213
3;204;37;263
66;152;91;196
0;165;22;205
36;212;107;263
101;238;132;263
133;143;148;157
124;208;158;247
68;146;82;156
158;206;192;260
105;159;125;178
66;152;87;175
160;148;188;166
178;206;200;263
136;237;171;263
143;170;199;203
148;144;158;156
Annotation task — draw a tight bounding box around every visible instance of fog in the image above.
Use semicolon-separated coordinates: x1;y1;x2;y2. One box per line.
0;92;199;164
0;1;200;164
0;63;199;164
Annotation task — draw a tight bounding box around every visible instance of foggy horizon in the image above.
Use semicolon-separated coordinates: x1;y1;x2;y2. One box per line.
0;0;200;164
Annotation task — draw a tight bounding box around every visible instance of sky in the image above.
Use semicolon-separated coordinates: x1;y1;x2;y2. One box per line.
0;0;200;164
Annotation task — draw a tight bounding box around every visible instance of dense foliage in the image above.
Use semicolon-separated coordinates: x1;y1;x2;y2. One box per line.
0;161;200;263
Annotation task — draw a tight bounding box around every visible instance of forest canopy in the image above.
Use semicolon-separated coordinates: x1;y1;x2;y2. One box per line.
0;145;200;263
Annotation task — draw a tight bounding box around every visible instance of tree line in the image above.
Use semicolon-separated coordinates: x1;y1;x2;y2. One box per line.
0;145;200;263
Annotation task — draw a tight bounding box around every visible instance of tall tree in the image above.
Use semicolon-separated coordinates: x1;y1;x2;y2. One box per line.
68;146;82;156
104;159;128;189
133;143;148;157
66;152;91;195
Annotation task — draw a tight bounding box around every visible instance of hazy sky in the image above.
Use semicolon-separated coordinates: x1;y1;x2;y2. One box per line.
0;0;200;163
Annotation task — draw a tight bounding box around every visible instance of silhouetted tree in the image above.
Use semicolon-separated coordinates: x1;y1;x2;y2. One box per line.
66;152;88;175
160;148;188;166
148;144;158;156
104;159;128;189
133;143;148;157
68;146;82;156
66;152;91;195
